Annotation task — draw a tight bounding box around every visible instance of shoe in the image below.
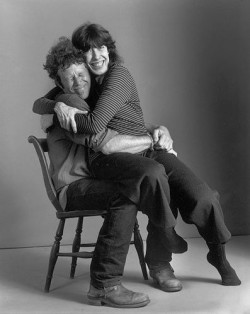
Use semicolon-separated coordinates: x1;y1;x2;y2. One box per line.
87;284;150;308
164;228;188;254
150;263;182;292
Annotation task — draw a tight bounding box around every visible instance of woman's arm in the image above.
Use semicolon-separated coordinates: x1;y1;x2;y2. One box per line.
74;65;135;134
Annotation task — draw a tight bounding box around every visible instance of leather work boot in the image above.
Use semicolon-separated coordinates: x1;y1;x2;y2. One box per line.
87;284;150;308
150;263;182;292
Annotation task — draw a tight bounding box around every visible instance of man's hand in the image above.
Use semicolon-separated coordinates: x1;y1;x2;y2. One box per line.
152;126;173;149
54;102;88;133
152;126;177;156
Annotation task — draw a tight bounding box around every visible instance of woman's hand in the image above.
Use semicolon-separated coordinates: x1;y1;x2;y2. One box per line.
54;102;88;133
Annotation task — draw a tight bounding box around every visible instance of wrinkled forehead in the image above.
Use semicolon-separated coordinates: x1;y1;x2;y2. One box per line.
58;62;89;78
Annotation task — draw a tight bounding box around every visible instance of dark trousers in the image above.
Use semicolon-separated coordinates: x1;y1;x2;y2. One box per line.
91;152;176;229
91;150;231;268
66;178;137;288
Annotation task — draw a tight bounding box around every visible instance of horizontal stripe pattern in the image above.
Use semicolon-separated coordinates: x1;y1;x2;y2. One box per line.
75;63;147;136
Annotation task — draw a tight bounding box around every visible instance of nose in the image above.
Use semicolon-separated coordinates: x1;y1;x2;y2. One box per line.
73;75;83;86
92;48;101;60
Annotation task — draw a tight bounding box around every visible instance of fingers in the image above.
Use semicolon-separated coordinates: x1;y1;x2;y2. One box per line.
55;104;83;132
166;139;174;151
157;134;166;147
71;118;77;133
151;125;176;153
168;149;178;156
57;113;72;131
57;113;67;129
155;135;173;151
152;129;160;143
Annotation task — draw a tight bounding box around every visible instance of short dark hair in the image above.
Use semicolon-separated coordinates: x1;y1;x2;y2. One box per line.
72;23;123;64
44;36;86;81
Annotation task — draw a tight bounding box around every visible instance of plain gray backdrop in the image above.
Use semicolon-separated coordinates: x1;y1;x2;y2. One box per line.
0;0;249;248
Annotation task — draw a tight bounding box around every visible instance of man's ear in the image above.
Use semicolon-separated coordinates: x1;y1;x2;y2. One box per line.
55;77;64;90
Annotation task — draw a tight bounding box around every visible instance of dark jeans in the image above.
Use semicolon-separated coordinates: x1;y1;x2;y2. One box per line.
91;150;231;268
91;152;176;229
66;178;137;288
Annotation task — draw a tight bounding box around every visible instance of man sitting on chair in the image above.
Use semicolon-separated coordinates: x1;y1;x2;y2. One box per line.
34;36;240;309
33;36;174;309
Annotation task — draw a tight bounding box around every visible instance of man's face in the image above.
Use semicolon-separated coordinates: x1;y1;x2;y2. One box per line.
58;63;91;99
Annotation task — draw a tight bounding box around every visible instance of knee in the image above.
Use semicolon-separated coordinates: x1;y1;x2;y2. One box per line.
197;188;220;210
135;159;167;181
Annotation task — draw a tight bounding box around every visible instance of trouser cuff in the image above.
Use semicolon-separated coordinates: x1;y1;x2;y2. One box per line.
90;277;122;289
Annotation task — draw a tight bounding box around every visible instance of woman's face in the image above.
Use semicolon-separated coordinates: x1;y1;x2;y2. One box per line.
84;45;109;77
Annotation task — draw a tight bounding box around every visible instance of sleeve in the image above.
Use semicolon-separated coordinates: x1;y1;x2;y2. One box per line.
74;65;133;134
32;86;62;114
40;114;54;133
64;128;118;152
56;93;90;111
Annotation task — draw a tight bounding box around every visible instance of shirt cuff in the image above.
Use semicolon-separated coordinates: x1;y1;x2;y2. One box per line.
92;129;118;152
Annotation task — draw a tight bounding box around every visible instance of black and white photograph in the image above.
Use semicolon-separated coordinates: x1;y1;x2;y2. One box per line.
0;0;249;313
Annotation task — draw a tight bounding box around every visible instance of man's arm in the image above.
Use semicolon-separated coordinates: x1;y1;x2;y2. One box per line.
33;87;61;114
33;92;89;133
65;129;152;154
51;104;176;154
34;93;173;154
100;134;152;154
35;100;175;155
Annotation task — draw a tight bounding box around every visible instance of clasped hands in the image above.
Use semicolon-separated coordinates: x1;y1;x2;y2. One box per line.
151;126;177;156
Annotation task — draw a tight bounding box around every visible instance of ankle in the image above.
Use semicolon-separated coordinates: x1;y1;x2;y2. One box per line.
148;262;172;274
206;243;241;286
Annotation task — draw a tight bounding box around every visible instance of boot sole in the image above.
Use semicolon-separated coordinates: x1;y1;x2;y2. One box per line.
88;296;150;308
152;278;182;292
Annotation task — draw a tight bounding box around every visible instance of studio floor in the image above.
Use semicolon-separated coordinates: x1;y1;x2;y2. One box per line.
0;236;249;314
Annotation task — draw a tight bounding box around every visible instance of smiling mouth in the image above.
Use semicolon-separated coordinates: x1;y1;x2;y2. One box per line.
90;60;104;69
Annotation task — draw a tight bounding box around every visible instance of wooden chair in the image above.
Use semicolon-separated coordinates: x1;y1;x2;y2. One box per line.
28;135;148;292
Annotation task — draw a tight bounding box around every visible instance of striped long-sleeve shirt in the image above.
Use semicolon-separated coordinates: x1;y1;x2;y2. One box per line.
75;63;148;137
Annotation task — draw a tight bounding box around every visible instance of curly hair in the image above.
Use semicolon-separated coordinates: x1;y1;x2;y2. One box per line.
43;36;86;81
72;23;123;64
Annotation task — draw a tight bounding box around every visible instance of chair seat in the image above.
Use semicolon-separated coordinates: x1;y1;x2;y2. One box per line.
56;209;108;219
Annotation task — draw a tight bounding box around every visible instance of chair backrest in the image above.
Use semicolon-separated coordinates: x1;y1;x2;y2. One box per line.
28;135;63;212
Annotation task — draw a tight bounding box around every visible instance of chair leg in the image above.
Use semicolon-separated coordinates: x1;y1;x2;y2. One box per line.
44;218;65;292
70;217;83;279
133;218;148;280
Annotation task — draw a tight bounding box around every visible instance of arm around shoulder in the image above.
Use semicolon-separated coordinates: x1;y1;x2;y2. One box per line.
32;87;61;114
